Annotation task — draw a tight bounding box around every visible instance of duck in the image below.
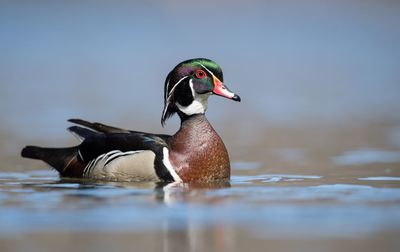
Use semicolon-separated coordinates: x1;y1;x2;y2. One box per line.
21;58;241;183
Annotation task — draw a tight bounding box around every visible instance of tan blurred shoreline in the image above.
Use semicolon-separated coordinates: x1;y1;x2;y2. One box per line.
1;229;399;252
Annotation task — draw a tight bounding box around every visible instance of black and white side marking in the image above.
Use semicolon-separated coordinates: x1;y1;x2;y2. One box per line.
162;147;182;182
82;148;182;182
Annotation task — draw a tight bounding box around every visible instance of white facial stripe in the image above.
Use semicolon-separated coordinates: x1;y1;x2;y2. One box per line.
162;76;189;119
199;63;215;77
166;63;216;105
164;78;170;101
167;76;188;100
161;103;170;121
189;78;196;97
163;63;218;120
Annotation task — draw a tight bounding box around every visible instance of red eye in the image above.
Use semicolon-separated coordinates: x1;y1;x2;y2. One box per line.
195;70;207;79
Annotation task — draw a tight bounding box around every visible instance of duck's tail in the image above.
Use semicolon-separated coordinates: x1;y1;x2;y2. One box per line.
21;145;83;177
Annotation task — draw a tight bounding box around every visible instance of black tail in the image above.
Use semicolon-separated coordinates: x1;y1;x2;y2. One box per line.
68;126;98;140
21;145;78;174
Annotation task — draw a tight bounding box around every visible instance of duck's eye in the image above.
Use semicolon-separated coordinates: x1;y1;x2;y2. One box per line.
195;70;207;79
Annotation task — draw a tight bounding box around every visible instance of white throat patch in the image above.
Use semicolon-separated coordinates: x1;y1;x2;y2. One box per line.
176;79;210;116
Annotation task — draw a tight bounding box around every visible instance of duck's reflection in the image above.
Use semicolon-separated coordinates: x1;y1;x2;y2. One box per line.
154;181;230;204
25;178;234;252
154;181;233;252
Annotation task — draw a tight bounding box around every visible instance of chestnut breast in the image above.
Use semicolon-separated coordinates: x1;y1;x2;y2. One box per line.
167;115;230;182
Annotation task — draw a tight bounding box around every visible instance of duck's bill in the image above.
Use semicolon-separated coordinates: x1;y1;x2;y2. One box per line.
212;76;241;102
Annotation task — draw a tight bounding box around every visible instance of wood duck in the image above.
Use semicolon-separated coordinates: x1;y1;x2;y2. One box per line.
21;58;241;183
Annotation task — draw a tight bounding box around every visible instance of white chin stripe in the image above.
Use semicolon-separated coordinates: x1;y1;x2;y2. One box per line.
176;99;208;115
176;79;210;116
162;147;182;182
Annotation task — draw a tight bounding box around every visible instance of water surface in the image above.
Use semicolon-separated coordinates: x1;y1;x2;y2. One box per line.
1;161;399;252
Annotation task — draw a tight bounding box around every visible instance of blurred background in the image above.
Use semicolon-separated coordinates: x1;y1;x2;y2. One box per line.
1;1;400;251
1;0;400;166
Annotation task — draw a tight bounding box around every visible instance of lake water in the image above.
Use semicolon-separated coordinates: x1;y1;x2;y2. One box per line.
1;123;400;252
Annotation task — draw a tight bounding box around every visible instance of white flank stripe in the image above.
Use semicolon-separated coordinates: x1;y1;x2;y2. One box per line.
83;159;94;175
78;149;84;161
63;155;76;172
162;147;182;182
83;150;119;176
104;150;141;165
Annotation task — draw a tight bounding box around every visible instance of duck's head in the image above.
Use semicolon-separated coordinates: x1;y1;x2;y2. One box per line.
161;58;240;126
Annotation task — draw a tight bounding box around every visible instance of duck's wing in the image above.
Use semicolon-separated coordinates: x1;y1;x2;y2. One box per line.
75;131;175;181
22;120;176;182
77;131;169;162
68;118;132;134
68;118;170;141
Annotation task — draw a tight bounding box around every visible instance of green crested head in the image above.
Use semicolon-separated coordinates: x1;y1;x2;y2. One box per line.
182;58;223;80
161;58;240;126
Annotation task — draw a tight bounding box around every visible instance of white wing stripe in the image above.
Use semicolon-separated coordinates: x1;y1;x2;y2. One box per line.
104;150;142;166
84;150;117;176
84;150;149;177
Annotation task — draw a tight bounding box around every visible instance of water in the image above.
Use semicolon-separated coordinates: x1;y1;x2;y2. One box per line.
1;159;400;252
2;115;400;252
